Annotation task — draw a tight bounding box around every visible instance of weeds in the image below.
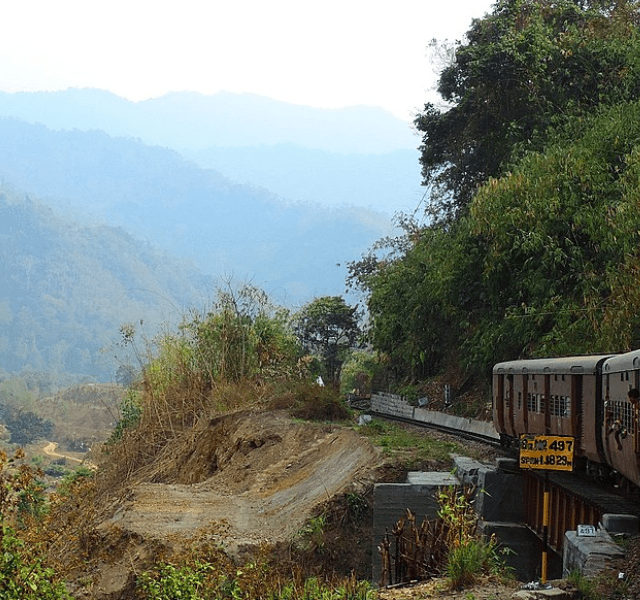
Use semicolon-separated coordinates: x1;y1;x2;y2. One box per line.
346;492;368;521
108;387;142;443
0;449;72;599
137;561;214;600
295;514;327;554
567;569;630;600
136;558;375;600
358;419;463;465
379;487;513;589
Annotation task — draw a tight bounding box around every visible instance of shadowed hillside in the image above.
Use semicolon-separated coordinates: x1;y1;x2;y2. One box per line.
0;187;211;382
0;117;396;305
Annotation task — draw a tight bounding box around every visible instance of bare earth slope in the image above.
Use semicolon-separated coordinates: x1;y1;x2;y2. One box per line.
102;411;379;556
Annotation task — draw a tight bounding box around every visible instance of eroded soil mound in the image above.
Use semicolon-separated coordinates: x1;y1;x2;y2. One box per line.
109;411;378;550
74;411;380;597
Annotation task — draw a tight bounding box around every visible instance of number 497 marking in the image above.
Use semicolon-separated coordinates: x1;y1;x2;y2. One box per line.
549;439;572;452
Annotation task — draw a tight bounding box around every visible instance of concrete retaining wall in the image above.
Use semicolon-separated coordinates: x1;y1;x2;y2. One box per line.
370;392;500;441
563;530;625;577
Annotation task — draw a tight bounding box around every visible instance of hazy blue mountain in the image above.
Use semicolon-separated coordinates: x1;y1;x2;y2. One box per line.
182;144;424;214
0;91;410;382
0;89;416;153
0;89;424;215
0;117;393;306
0;188;212;383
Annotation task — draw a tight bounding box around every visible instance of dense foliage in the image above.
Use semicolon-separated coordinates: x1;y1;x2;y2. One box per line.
415;0;640;220
350;0;640;387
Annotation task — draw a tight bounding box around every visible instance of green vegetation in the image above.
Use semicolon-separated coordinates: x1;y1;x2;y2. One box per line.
0;449;72;599
295;514;327;554
0;187;210;384
137;560;375;600
9;3;640;597
567;569;630;600
108;388;141;443
437;488;513;590
349;0;640;391
294;296;362;384
358;418;462;466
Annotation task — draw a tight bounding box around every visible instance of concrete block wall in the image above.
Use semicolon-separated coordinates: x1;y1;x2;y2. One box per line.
563;530;625;578
370;392;414;420
372;473;461;584
370;392;500;442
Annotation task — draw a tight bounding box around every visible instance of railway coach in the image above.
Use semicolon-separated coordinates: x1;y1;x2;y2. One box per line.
493;350;640;488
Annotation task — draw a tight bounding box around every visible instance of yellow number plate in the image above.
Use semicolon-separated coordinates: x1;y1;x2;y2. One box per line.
519;435;574;471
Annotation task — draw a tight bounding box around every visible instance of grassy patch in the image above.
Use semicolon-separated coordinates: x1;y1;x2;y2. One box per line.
358;418;463;466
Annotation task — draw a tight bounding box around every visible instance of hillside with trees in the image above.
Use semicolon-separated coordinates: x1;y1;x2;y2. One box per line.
0;90;423;215
5;3;640;600
0;187;212;384
0;117;394;305
349;0;640;392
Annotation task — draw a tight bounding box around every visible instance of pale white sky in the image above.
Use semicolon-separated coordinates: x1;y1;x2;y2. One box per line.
0;0;495;123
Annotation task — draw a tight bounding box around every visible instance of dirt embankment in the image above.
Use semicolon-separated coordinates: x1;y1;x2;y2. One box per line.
73;410;381;597
107;411;379;552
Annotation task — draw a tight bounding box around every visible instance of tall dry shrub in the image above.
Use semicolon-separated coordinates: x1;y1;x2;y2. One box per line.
95;289;304;495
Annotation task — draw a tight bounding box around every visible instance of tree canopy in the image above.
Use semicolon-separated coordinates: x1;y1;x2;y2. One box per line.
294;296;361;383
415;0;640;220
350;0;640;388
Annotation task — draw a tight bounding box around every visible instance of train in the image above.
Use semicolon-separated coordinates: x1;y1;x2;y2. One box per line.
493;349;640;488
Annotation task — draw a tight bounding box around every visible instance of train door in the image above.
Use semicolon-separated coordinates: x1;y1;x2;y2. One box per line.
522;373;529;434
494;373;505;434
507;374;515;436
635;368;640;456
544;374;551;435
572;374;583;451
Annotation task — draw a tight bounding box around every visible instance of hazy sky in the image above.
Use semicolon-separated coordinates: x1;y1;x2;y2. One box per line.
1;0;495;122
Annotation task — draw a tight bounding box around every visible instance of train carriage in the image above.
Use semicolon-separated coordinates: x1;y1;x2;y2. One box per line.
601;350;640;485
493;355;613;465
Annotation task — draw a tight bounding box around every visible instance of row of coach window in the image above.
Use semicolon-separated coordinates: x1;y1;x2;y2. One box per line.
502;391;570;417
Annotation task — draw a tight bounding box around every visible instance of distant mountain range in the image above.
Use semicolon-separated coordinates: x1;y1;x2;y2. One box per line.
0;89;423;382
0;89;418;153
0;89;424;214
0;117;392;304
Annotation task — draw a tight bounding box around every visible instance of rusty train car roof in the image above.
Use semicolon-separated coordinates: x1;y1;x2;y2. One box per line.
493;354;615;375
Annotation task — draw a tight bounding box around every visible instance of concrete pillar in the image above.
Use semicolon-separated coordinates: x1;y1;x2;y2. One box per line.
372;473;460;584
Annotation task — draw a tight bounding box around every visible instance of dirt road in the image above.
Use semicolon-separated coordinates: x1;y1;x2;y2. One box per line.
103;411;379;555
42;441;84;464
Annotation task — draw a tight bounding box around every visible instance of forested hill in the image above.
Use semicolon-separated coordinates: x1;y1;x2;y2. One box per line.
0;188;212;384
0;117;394;304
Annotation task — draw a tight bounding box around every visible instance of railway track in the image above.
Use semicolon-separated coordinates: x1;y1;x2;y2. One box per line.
367;407;504;447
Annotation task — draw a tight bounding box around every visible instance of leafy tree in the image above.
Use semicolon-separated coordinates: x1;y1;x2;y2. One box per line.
295;297;361;383
415;0;640;220
353;1;640;388
348;219;485;381
470;100;640;359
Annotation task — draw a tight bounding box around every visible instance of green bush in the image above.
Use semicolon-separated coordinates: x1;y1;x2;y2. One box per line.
0;525;73;599
137;562;213;600
136;561;375;600
109;388;142;442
